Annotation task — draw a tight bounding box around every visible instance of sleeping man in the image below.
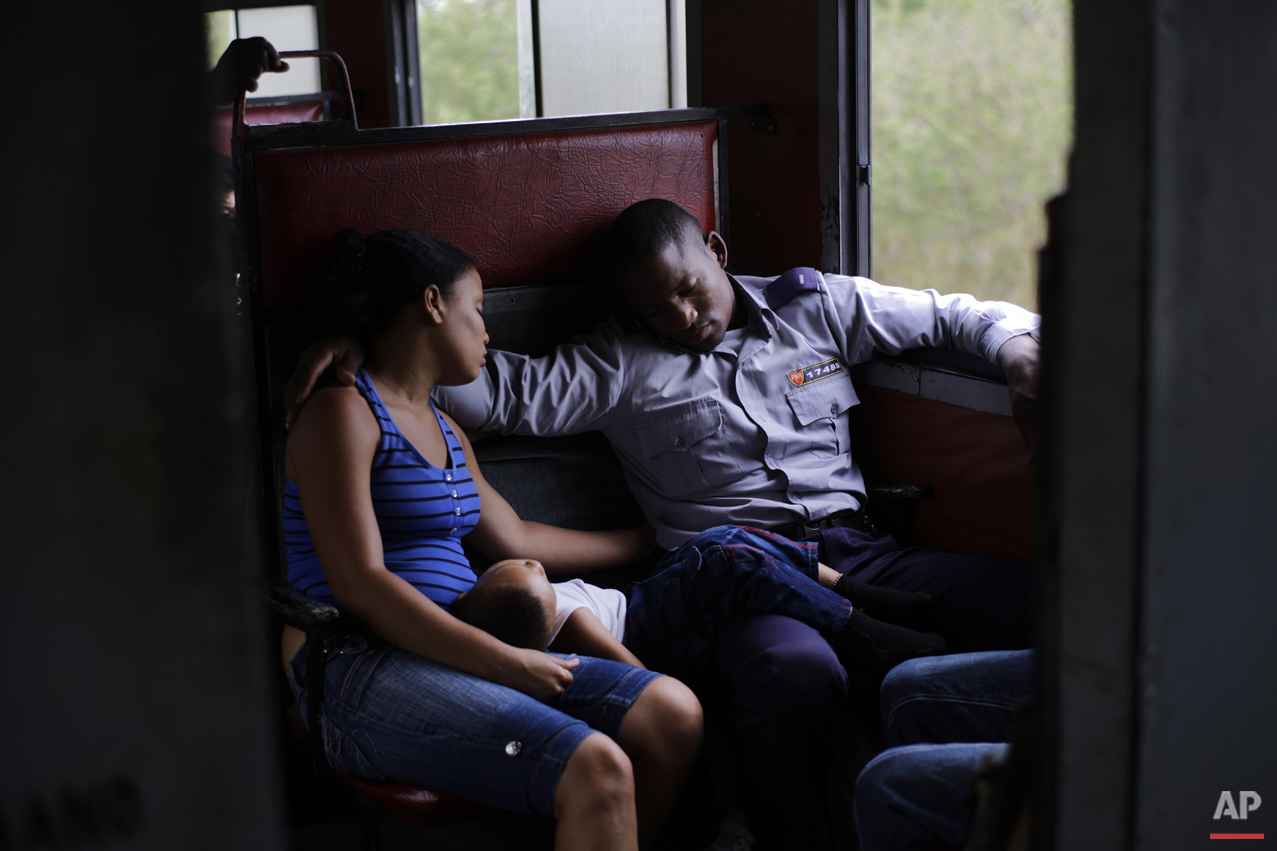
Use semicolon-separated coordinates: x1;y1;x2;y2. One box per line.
286;198;1041;850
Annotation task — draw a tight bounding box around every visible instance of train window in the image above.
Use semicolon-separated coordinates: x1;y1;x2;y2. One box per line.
206;5;322;98
869;0;1071;309
536;0;680;117
415;0;687;124
416;0;525;123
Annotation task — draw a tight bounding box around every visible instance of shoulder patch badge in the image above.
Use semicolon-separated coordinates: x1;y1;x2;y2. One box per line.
764;267;822;309
787;358;844;387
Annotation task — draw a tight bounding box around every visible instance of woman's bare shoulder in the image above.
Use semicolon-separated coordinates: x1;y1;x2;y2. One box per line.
288;385;378;456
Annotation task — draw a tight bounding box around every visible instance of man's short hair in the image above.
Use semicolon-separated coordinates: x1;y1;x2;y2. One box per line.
606;199;706;279
451;581;551;650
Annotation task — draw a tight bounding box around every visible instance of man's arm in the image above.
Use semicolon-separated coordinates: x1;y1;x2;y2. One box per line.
433;321;629;435
550;608;645;668
283;337;365;430
285;323;627;435
821;275;1041;451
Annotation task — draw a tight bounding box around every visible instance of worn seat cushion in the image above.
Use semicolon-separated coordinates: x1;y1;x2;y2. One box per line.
285;703;492;826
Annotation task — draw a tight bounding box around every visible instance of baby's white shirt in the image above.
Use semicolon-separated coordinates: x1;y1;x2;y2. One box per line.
550;580;628;643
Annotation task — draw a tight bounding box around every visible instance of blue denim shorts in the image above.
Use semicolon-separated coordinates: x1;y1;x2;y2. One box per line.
287;631;661;815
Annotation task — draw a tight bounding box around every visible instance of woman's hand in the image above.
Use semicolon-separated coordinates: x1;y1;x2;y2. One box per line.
491;649;580;703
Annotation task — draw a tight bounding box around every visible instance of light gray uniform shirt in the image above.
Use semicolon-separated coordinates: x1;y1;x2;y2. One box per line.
438;270;1040;549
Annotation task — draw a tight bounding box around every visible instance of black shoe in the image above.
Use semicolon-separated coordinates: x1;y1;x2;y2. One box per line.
832;609;946;675
832;575;933;627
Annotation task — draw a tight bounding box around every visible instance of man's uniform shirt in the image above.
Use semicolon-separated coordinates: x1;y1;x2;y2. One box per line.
438;270;1039;549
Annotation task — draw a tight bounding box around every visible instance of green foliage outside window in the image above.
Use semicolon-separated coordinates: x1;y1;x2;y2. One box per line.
417;0;521;125
205;11;236;69
872;0;1072;309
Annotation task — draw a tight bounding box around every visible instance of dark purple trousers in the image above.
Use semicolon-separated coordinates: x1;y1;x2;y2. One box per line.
709;528;1033;851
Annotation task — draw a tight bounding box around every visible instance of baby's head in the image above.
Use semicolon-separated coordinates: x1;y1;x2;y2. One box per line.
451;559;556;650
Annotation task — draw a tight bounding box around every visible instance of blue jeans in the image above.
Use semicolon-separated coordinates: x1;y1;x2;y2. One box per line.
287;630;661;816
880;649;1034;747
630;527;1032;851
855;742;1010;851
854;650;1035;851
625;525;852;671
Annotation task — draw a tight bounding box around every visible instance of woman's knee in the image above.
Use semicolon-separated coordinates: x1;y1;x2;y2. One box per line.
622;676;704;755
556;733;635;816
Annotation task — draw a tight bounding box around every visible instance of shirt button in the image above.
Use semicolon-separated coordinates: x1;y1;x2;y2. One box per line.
445;473;452;482
676;437;687;448
455;507;462;516
452;490;459;498
830;404;838;415
505;741;522;756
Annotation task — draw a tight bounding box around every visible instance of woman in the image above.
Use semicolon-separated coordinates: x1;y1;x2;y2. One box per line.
280;229;702;850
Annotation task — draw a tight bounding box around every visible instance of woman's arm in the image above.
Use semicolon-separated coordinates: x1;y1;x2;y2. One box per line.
288;388;577;701
550;609;646;669
444;411;656;575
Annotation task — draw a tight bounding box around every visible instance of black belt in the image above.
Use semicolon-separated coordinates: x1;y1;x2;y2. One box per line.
774;509;877;541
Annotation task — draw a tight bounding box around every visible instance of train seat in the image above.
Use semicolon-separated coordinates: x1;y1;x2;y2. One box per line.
214;97;329;157
238;85;1032;845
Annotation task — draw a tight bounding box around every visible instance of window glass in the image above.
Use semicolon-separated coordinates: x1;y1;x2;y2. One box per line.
206;6;321;97
871;0;1072;309
537;0;669;117
417;0;524;124
235;6;321;97
414;0;679;125
206;11;237;70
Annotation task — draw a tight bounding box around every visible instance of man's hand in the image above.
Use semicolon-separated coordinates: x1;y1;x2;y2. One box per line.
211;37;290;105
996;333;1040;457
284;337;365;430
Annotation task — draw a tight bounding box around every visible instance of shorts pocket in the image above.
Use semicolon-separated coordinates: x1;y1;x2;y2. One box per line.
785;375;858;459
634;398;743;498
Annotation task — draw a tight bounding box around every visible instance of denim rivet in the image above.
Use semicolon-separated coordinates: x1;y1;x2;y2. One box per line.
505;741;522;756
676;437;687;448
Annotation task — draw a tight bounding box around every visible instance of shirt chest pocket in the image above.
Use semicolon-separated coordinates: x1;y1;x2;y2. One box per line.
784;376;858;460
634;399;744;499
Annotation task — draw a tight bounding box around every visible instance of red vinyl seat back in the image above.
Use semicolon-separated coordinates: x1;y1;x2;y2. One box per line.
249;121;719;313
214;101;326;156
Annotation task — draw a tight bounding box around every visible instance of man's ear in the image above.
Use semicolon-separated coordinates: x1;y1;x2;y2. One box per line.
421;284;445;324
705;231;729;270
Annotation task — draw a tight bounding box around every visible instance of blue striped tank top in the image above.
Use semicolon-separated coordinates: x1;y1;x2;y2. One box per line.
283;368;482;611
